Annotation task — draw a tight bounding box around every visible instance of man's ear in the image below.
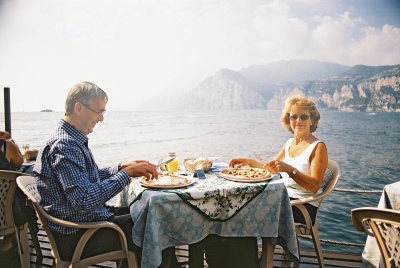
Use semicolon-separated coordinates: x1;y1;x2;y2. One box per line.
74;102;83;115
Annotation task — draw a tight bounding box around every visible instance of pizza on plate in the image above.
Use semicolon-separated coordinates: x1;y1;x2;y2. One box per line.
220;167;271;180
139;172;191;187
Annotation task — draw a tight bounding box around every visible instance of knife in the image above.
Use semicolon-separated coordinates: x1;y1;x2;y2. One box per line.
157;157;176;168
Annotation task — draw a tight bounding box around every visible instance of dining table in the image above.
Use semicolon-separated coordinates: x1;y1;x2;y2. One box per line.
116;164;300;268
361;181;400;267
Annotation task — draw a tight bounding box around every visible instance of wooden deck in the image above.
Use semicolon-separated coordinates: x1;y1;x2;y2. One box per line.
1;229;363;267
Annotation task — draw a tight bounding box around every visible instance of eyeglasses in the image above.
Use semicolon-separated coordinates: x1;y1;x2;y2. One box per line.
289;114;310;121
80;103;106;115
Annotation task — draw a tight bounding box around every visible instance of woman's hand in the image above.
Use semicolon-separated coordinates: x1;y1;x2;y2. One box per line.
229;158;254;167
0;131;11;140
264;160;293;174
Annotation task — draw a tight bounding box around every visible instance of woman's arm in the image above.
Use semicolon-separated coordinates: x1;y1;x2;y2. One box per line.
229;143;287;169
229;157;263;168
265;142;328;193
6;140;24;168
293;142;328;193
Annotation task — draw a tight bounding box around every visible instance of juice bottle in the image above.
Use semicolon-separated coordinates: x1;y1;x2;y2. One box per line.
166;152;179;172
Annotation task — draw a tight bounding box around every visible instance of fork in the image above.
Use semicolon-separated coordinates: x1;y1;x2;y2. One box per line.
253;152;265;162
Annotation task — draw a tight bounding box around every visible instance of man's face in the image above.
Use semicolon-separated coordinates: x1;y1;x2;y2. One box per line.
78;98;107;135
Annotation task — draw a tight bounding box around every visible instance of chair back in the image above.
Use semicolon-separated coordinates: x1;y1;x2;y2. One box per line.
318;159;341;201
0;171;19;236
290;159;341;208
0;170;33;268
16;175;65;263
352;207;400;268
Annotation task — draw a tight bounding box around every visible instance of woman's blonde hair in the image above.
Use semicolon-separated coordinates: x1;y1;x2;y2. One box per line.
280;95;320;134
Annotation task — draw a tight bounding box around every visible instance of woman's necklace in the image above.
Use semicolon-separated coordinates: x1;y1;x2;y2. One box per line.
291;143;302;156
291;134;312;157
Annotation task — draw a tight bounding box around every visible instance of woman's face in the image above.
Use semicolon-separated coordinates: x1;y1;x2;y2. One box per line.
289;105;313;136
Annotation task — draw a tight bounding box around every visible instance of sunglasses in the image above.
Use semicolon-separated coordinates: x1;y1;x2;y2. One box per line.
288;114;310;121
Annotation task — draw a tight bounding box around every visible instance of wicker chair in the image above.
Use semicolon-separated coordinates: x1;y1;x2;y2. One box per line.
352;207;400;268
0;170;41;268
17;175;138;268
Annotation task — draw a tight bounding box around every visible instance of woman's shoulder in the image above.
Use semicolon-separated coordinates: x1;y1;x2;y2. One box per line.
313;138;326;147
284;137;294;148
305;137;325;152
286;137;295;143
5;139;20;151
309;139;328;156
309;135;325;145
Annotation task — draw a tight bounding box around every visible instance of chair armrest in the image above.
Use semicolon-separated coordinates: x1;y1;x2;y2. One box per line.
32;202;123;232
290;186;334;206
291;202;314;228
350;207;398;237
290;195;321;206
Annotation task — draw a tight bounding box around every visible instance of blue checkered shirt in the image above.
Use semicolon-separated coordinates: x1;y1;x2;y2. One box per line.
33;119;131;234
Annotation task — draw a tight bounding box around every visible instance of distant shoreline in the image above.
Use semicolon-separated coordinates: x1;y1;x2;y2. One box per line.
0;109;399;113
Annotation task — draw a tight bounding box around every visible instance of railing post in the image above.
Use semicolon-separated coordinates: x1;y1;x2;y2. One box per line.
4;87;12;135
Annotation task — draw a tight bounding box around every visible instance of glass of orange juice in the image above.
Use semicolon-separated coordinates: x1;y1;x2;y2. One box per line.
166;152;179;172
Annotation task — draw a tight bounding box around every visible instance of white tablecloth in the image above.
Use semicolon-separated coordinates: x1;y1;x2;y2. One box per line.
119;173;299;268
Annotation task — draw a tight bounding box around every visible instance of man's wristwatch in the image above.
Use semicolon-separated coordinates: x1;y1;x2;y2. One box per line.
118;163;122;171
290;168;298;178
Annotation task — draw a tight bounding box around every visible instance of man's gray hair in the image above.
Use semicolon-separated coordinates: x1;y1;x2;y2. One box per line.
65;82;108;115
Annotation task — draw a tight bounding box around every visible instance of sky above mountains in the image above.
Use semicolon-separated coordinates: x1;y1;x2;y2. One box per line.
0;0;399;112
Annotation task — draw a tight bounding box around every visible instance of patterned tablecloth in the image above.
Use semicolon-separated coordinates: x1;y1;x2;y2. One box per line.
362;181;400;267
119;172;299;268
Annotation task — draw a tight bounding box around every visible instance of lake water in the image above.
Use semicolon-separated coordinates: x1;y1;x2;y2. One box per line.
2;110;400;253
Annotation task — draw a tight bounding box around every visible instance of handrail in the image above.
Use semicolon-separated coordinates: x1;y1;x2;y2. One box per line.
298;234;365;247
335;188;382;193
304;187;382;248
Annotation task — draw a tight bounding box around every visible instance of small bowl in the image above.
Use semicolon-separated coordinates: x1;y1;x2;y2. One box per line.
184;158;212;173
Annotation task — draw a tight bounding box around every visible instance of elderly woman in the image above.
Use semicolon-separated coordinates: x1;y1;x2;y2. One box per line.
230;95;328;223
205;95;328;267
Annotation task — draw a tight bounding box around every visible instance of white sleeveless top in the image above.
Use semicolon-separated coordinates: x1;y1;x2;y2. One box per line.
281;138;323;206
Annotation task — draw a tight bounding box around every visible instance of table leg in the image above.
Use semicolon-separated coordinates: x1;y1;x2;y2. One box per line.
189;241;204;268
261;237;275;268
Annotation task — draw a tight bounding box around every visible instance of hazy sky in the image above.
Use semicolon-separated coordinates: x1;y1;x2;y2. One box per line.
1;0;399;112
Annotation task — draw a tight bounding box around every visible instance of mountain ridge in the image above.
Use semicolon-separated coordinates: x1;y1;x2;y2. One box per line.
141;60;400;112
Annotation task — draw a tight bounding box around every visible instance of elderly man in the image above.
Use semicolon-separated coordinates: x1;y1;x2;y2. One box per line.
33;81;178;267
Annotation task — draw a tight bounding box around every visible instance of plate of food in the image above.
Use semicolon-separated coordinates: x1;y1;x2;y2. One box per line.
138;172;195;189
220;167;272;182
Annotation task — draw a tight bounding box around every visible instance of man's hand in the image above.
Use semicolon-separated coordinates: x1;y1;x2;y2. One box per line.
120;160;158;180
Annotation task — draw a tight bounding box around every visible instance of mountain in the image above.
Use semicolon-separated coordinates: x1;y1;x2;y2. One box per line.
267;64;400;112
171;60;353;111
239;59;351;87
176;68;268;110
142;60;400;112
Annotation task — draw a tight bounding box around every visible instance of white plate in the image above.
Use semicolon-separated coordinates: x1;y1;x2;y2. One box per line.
220;174;272;183
138;175;195;189
219;168;272;183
